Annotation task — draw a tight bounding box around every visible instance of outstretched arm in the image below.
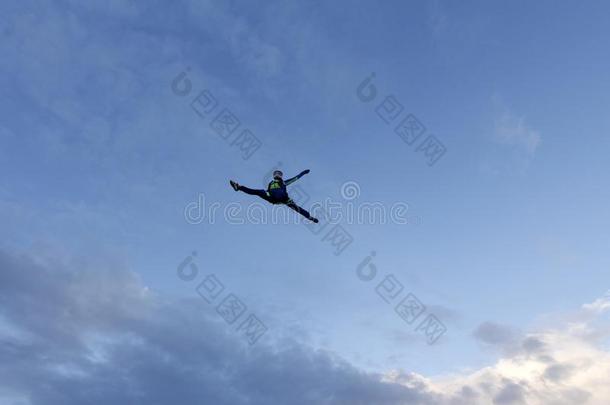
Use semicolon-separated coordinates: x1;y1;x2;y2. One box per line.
284;169;310;185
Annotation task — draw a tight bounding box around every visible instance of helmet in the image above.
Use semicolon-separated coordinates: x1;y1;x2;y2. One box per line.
273;170;283;179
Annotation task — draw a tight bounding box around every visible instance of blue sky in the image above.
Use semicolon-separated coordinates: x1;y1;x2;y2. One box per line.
2;1;610;404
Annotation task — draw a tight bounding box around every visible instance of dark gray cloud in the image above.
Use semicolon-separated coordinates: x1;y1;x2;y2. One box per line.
473;321;519;347
1;248;608;405
0;249;436;405
522;336;546;354
543;363;575;383
493;380;526;404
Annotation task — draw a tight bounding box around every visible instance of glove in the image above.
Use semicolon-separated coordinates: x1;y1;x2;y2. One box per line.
300;169;310;176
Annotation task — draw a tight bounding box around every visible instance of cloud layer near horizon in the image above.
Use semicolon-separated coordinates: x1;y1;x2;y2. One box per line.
1;248;609;405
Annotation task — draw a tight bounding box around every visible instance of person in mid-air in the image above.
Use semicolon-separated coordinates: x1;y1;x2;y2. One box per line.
230;169;319;223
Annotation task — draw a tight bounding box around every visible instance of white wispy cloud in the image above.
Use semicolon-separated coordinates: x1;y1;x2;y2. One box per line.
493;96;542;156
385;294;610;404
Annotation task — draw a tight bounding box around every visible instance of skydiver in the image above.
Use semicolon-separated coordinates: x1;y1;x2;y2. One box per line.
229;169;319;223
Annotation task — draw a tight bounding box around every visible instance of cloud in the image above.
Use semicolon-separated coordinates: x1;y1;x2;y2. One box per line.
492;96;542;156
493;380;526;404
386;297;610;405
473;321;519;347
582;294;610;315
427;0;449;40
2;246;610;404
0;248;437;405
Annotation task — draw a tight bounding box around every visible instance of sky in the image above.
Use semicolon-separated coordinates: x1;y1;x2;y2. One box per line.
1;0;610;404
